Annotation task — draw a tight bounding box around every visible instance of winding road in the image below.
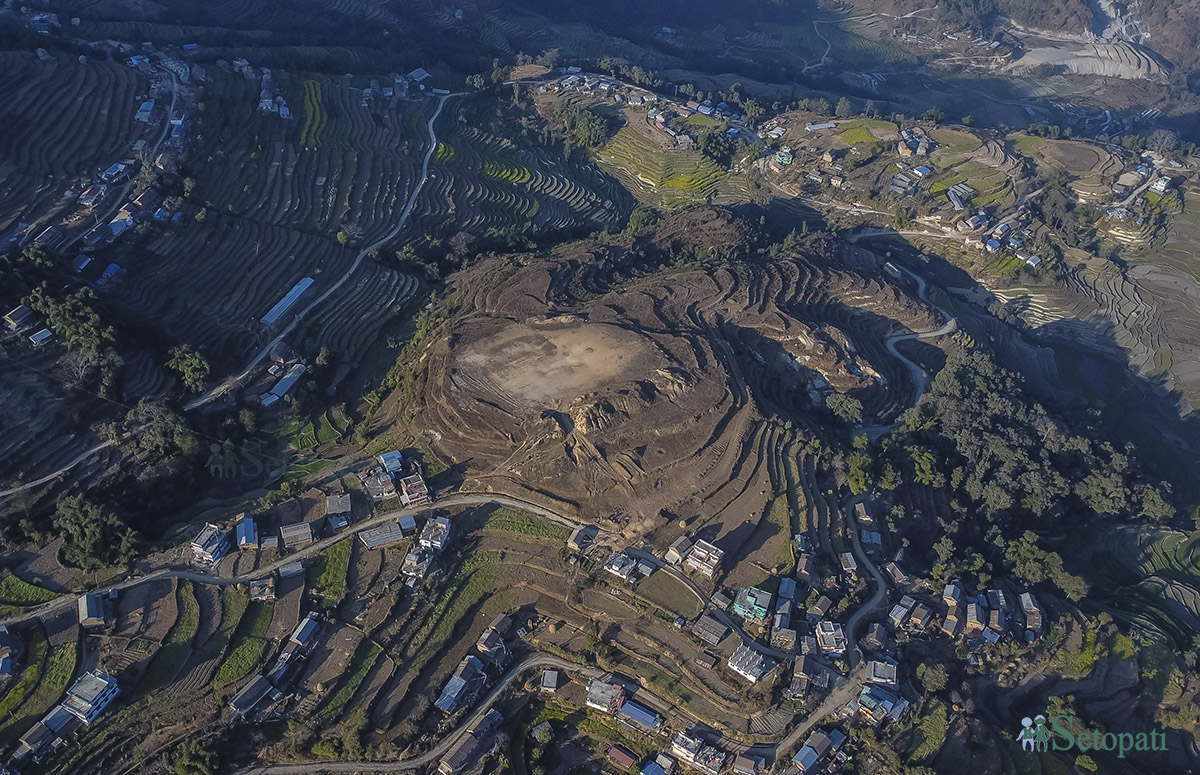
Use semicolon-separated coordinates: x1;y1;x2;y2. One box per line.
185;93;459;412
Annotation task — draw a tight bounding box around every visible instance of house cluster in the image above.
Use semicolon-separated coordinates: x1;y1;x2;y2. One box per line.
13;670;120;764
594;686;731;775
255;68;291;118
896;127;936;158
438;708;503;775
229;613;322;720
546;68;659;107
791;726;848;773
885;576;1043;660
664;536;725;579
3;303;54;349
358;449;433;507
605;550;657;583
973;218;1042;268
436;614;514;715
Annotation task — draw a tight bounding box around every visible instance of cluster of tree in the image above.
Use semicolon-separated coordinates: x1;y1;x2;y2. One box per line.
0;244;53;308
1032;170;1098;252
882;349;1172;523
547;103;612;149
167;345;211;393
51;495;138;570
860;350;1172;598
594;57;662;88
24;284;114;357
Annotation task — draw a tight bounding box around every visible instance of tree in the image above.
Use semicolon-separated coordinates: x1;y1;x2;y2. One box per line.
625;206;660;236
163;739;218;775
825;393;863;424
167;345;210;392
1147;129;1178;154
921;108;944;124
24;285;114;357
742;98;765;125
917;662;948;693
961;115;975;126
53;495;137;569
836;97;853;118
847;453;873;495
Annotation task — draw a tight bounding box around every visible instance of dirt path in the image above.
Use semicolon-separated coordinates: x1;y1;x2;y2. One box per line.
185;93;461;412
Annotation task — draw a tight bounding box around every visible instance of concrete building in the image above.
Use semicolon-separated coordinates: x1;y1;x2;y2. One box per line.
418;515;451;551
78;594;105;627
727;643;773;682
63;670;119;724
683;539;724;578
191;523;230;565
585;678;624;714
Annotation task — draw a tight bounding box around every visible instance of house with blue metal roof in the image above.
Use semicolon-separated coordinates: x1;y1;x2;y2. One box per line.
617;698;661;730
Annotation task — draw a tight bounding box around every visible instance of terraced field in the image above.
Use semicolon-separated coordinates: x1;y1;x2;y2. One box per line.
424;110;632;238
1094;528;1200;646
596;127;726;209
1010;134;1120;201
406;209;938;533
0;51;142;234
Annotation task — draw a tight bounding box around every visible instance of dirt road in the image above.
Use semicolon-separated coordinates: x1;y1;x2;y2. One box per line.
185;93;459;412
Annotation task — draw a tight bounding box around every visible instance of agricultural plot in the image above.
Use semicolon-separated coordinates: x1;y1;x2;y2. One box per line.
478;507;570;543
0;639;77;744
635;572;703;619
1094;528;1200;645
308;539;352;608
837;117;898;146
596;127;725;209
1010;134;1119;200
929;161;1013;210
0;51;142;232
137;581;200;693
312;640;381;726
0;573;60;608
212;599;275;688
424;117;631;238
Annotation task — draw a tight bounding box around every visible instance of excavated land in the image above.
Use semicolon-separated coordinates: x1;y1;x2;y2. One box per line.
408;209;935;533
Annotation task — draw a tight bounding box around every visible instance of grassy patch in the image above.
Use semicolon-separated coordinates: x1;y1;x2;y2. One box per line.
203;586;250;655
0;627;48;723
308;539;352;608
313;641;382;726
0;573;59;606
138;581;201;692
405;552;508;670
636;572;702;619
212;600;275;688
480;507;570;542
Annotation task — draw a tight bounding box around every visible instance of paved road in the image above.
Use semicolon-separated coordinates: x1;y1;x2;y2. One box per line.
0;442;112;499
185;93;460;412
233;655;601;775
841;495;889;668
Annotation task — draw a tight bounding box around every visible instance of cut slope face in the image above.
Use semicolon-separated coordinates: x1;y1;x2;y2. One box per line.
409;210;936;532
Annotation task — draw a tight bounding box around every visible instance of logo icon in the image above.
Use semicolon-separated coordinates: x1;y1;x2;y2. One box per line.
1016;715;1050;752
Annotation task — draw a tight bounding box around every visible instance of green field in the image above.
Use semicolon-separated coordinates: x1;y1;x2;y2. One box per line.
0;573;59;606
1091;528;1200;645
204;586;250;655
0;627;50;732
596;127;725;209
312;641;382;726
308;539;352;608
636;572;702;619
405;552;509;670
480;507;570;543
138;581;201;692
212;600;275;688
838;117;897;146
